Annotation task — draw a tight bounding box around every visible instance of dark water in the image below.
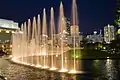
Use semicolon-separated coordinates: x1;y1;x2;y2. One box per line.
0;58;120;80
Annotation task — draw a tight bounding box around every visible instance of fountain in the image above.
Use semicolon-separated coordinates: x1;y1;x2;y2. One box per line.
49;7;57;70
36;14;41;67
68;0;81;74
11;0;83;74
58;2;68;72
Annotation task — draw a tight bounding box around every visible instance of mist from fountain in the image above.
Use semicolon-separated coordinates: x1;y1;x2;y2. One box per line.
23;22;27;63
49;7;57;70
42;8;49;69
36;14;41;67
68;0;79;73
27;19;31;65
58;2;68;72
20;24;24;63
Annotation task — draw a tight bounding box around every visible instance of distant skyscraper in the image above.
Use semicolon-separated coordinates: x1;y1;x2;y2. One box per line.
104;24;115;43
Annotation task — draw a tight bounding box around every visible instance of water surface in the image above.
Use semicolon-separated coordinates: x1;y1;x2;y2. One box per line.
0;58;120;80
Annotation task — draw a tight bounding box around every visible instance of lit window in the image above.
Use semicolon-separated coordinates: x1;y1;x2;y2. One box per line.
10;45;12;47
6;30;9;33
12;31;15;33
2;45;4;48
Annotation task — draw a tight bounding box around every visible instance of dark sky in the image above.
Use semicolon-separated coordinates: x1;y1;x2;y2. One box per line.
0;0;116;33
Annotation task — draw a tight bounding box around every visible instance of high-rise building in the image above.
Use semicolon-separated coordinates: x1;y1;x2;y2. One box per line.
104;24;115;43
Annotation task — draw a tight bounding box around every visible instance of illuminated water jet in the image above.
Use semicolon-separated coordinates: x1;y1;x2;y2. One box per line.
58;1;68;72
12;0;82;74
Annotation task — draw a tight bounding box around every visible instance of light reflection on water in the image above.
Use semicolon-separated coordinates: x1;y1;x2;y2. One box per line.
92;59;119;80
104;59;118;80
0;58;120;80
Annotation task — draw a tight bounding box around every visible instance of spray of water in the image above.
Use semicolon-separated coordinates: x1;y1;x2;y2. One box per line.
12;0;82;74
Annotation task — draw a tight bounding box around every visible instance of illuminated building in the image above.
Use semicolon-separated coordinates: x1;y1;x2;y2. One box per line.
104;24;115;43
0;19;19;43
86;30;103;43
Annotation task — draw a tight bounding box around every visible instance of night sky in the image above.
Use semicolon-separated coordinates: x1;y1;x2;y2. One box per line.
0;0;116;33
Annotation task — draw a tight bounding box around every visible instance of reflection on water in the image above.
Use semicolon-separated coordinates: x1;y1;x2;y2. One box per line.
0;58;120;80
92;59;119;80
104;59;118;80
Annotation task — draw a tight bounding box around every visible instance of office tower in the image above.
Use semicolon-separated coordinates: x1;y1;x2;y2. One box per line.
104;24;115;43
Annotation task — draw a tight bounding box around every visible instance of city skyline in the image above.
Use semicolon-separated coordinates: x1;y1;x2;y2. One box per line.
0;0;116;33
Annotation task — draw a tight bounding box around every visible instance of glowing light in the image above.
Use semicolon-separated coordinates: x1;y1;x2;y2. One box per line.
70;49;81;59
59;68;68;72
107;58;110;62
42;51;46;56
12;31;15;33
117;29;120;34
9;55;12;58
68;69;77;74
6;30;9;33
49;67;57;70
42;66;49;69
30;64;35;67
103;47;106;49
35;65;42;68
10;45;12;48
62;18;64;20
56;55;58;57
117;10;120;12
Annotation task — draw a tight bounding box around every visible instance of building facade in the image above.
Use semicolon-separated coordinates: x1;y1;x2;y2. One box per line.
86;31;103;43
104;24;115;43
0;19;19;43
